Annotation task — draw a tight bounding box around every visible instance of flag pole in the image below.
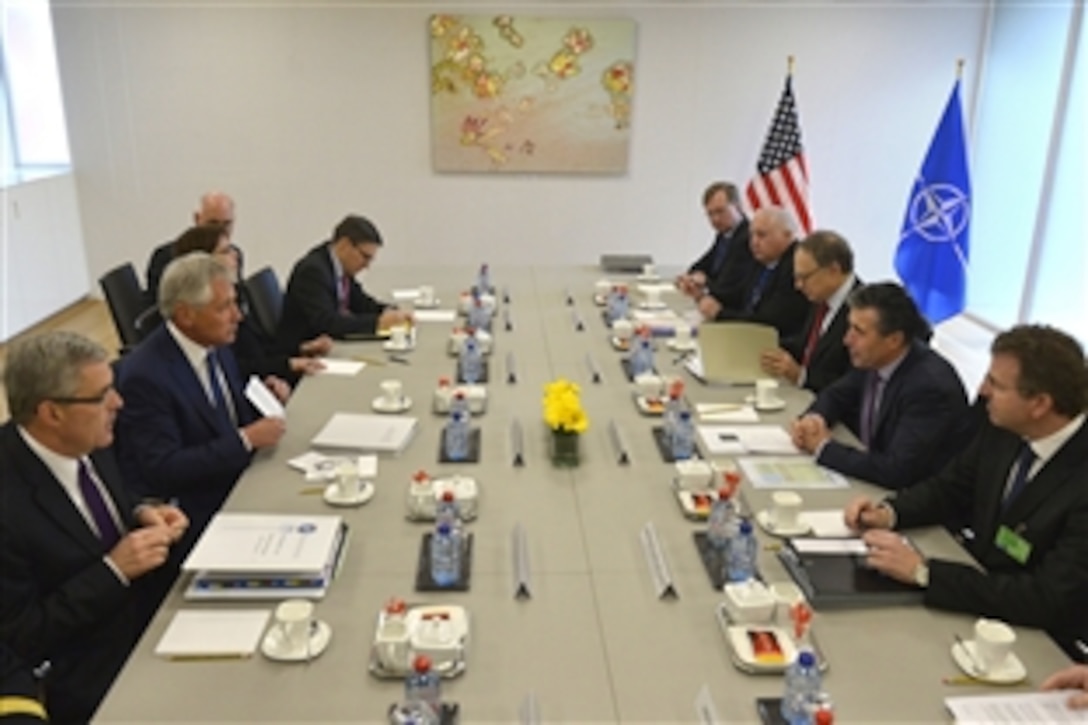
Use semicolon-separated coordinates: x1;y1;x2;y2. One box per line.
788;55;795;76
956;57;965;80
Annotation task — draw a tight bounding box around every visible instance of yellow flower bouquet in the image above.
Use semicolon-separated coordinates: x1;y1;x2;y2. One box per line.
542;378;588;466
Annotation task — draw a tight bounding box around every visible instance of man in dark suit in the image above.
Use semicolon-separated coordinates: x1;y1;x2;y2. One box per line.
846;325;1088;658
700;206;810;339
277;215;412;354
675;181;755;310
144;191;236;307
791;282;971;489
0;331;187;722
116;253;287;542
760;230;861;392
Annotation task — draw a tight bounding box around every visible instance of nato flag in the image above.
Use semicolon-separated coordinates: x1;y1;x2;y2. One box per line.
895;80;971;324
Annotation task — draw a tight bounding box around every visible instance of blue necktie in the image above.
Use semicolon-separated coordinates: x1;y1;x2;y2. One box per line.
745;267;772;312
78;459;123;550
1002;444;1037;511
205;350;234;426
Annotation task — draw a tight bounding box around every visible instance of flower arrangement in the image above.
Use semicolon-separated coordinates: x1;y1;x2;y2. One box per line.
542;378;589;434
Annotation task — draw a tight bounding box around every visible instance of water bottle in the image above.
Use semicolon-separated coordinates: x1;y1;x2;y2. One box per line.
430;522;461;587
726;518;758;582
476;263;491;294
436;490;461;531
606;286;621;322
670;410;695;461
630;338;654;377
614;288;629;320
706;486;739;549
460;336;483;384
402;654;441;723
443;411;470;461
450;390;470;419
662;390;683;439
468;298;491;332
781;650;822;725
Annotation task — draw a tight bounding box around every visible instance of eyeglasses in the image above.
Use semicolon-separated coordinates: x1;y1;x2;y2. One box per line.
794;266;823;284
353;245;376;263
49;386;116;406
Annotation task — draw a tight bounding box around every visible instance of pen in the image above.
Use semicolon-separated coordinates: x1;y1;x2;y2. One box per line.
299;486;325;496
387;355;411;365
168;653;251;662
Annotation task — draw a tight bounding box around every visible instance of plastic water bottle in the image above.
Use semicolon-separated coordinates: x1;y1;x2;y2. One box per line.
726;518;758;582
614;288;629;320
781;650;822;725
450;390;470;419
443;411;470;461
630;338;654;377
670;410;695;460
436;490;461;531
476;263;491;294
468;298;491;332
460;336;483;384
401;654;441;723
706;486;740;549
430;522;461;587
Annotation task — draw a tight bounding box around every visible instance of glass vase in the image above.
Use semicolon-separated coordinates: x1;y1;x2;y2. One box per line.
549;429;581;467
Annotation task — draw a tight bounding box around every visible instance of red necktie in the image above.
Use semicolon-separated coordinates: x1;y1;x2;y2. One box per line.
801;303;829;367
338;275;351;314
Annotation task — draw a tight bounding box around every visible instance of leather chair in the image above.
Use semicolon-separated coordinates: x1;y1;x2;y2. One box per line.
99;263;148;350
243;266;283;341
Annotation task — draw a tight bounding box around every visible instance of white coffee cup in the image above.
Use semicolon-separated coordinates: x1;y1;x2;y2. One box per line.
613;318;634;341
375;616;411;670
771;491;803;530
381;379;404;406
274;599;314;653
389;326;409;348
634;373;663;400
417;285;436;305
642;263;656;278
755;378;780;409
974;618;1016;671
595;279;612;298
645;287;663;307
335;459;359;499
674;324;693;347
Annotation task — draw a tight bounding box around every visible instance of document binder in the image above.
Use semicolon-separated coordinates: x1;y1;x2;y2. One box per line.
777;538;924;610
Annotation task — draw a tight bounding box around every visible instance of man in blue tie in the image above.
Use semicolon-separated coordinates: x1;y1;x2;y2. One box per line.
116;253;287;543
0;331;188;722
675;182;755;309
790;282;971;489
845;325;1088;659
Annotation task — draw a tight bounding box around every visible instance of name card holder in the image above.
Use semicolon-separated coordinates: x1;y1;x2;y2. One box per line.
640;521;678;599
608;419;630;465
571;307;584;331
564;286;574;306
585;353;602;384
511;523;532;599
509;419;525;467
519;692;541;725
506;352;517;383
504;308;513;332
694;685;722;725
502;286;511;304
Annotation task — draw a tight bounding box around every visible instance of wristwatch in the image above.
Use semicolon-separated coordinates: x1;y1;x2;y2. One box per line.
912;560;930;588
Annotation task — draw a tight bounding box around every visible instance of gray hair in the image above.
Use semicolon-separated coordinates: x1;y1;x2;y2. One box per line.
158;252;232;319
757;206;799;237
4;331;107;424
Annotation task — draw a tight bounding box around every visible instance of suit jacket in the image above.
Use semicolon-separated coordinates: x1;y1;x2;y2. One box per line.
0;424;148;722
891;419;1088;654
143;240;174;308
115;324;257;535
277;242;388;352
232;286;296;384
809;340;971;489
715;241;810;339
781;278;862;393
690;219;755;311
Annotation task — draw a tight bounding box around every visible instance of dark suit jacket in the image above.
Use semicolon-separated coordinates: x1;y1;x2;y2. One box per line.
891;419;1088;655
690;219;755;311
277;242;389;352
232;286;296;384
0;424;148;722
781;277;862;393
143;240;174;308
809;340;971;489
716;242;809;339
115;324;257;536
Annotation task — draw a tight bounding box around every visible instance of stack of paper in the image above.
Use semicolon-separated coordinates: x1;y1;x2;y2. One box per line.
945;691;1088;723
697;425;799;455
155;609;271;660
311;412;418;454
182;513;348;600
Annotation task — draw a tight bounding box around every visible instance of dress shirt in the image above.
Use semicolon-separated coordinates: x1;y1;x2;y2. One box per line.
820;273;856;335
1003;413;1086;496
328;246;351;311
166;321;237;422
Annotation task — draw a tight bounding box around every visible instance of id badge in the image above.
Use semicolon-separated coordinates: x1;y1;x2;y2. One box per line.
995;525;1033;565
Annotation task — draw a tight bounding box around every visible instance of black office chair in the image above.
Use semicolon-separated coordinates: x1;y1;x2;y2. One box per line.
243;266;283;341
99;263;148;350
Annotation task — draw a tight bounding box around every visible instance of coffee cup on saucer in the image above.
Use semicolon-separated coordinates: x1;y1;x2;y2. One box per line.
417;285;436;306
613;318;634;341
644;287;663;307
642;263;656;278
273;599;315;655
389;326;410;349
374;615;411;671
770;491;803;530
755;378;782;409
974;618;1016;672
673;324;693;348
381;379;404;407
595;279;612;298
634;373;663;400
334;459;359;499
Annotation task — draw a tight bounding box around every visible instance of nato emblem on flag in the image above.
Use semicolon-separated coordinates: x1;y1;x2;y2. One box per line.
895;80;971;325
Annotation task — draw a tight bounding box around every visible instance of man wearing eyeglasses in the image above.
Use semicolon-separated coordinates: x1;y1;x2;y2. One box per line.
277;214;412;354
760;230;861;392
0;331;188;722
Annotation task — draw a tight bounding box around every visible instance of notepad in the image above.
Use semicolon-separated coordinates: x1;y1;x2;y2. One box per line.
311;412;418;454
945;690;1088;723
244;376;285;418
316;358;367;376
155;609;271;660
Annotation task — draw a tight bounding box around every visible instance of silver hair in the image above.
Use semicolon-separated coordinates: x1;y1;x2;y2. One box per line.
4;331;107;424
158;252;232;319
757;206;800;237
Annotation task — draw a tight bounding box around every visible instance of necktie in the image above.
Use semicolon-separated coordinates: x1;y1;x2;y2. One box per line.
1002;443;1038;511
801;303;829;367
859;373;884;447
77;459;122;550
205;350;234;427
745;267;772;312
338;275;351;314
710;232;730;276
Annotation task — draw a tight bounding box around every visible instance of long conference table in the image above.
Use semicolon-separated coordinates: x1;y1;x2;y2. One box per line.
97;266;1071;724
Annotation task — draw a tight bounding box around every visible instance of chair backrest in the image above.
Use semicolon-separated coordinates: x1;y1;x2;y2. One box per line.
99;263;146;347
243;266;284;341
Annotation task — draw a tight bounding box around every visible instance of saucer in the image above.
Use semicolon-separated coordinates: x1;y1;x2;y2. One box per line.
637;273;661;282
323;480;375;508
951;640;1027;684
414;299;439;309
666;339;697;352
635;395;665;416
611;336;631;352
593;294;607;307
372;396;412;413
744;394;787;412
755;509;812;537
638;301;668;311
261;620;332;662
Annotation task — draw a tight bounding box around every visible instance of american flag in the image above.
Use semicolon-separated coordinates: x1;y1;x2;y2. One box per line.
745;74;814;235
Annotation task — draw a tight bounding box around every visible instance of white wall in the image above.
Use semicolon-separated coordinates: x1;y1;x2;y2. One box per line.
51;0;987;287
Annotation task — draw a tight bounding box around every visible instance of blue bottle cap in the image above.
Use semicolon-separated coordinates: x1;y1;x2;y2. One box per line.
679;411;691;421
739;519;753;535
437;522;452;536
798;650;816;668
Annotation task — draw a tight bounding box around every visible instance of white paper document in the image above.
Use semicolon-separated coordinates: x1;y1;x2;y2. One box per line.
391;288;421;301
155;609;271;659
791;537;868;555
287;452;378;481
182;512;344;573
945;691;1088;724
697;425;799;456
799;510;855;538
413;309;458;323
316;358;366;376
737;456;851;490
695;403;760;423
311;412;418;453
636;282;675;296
244;376;285;418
